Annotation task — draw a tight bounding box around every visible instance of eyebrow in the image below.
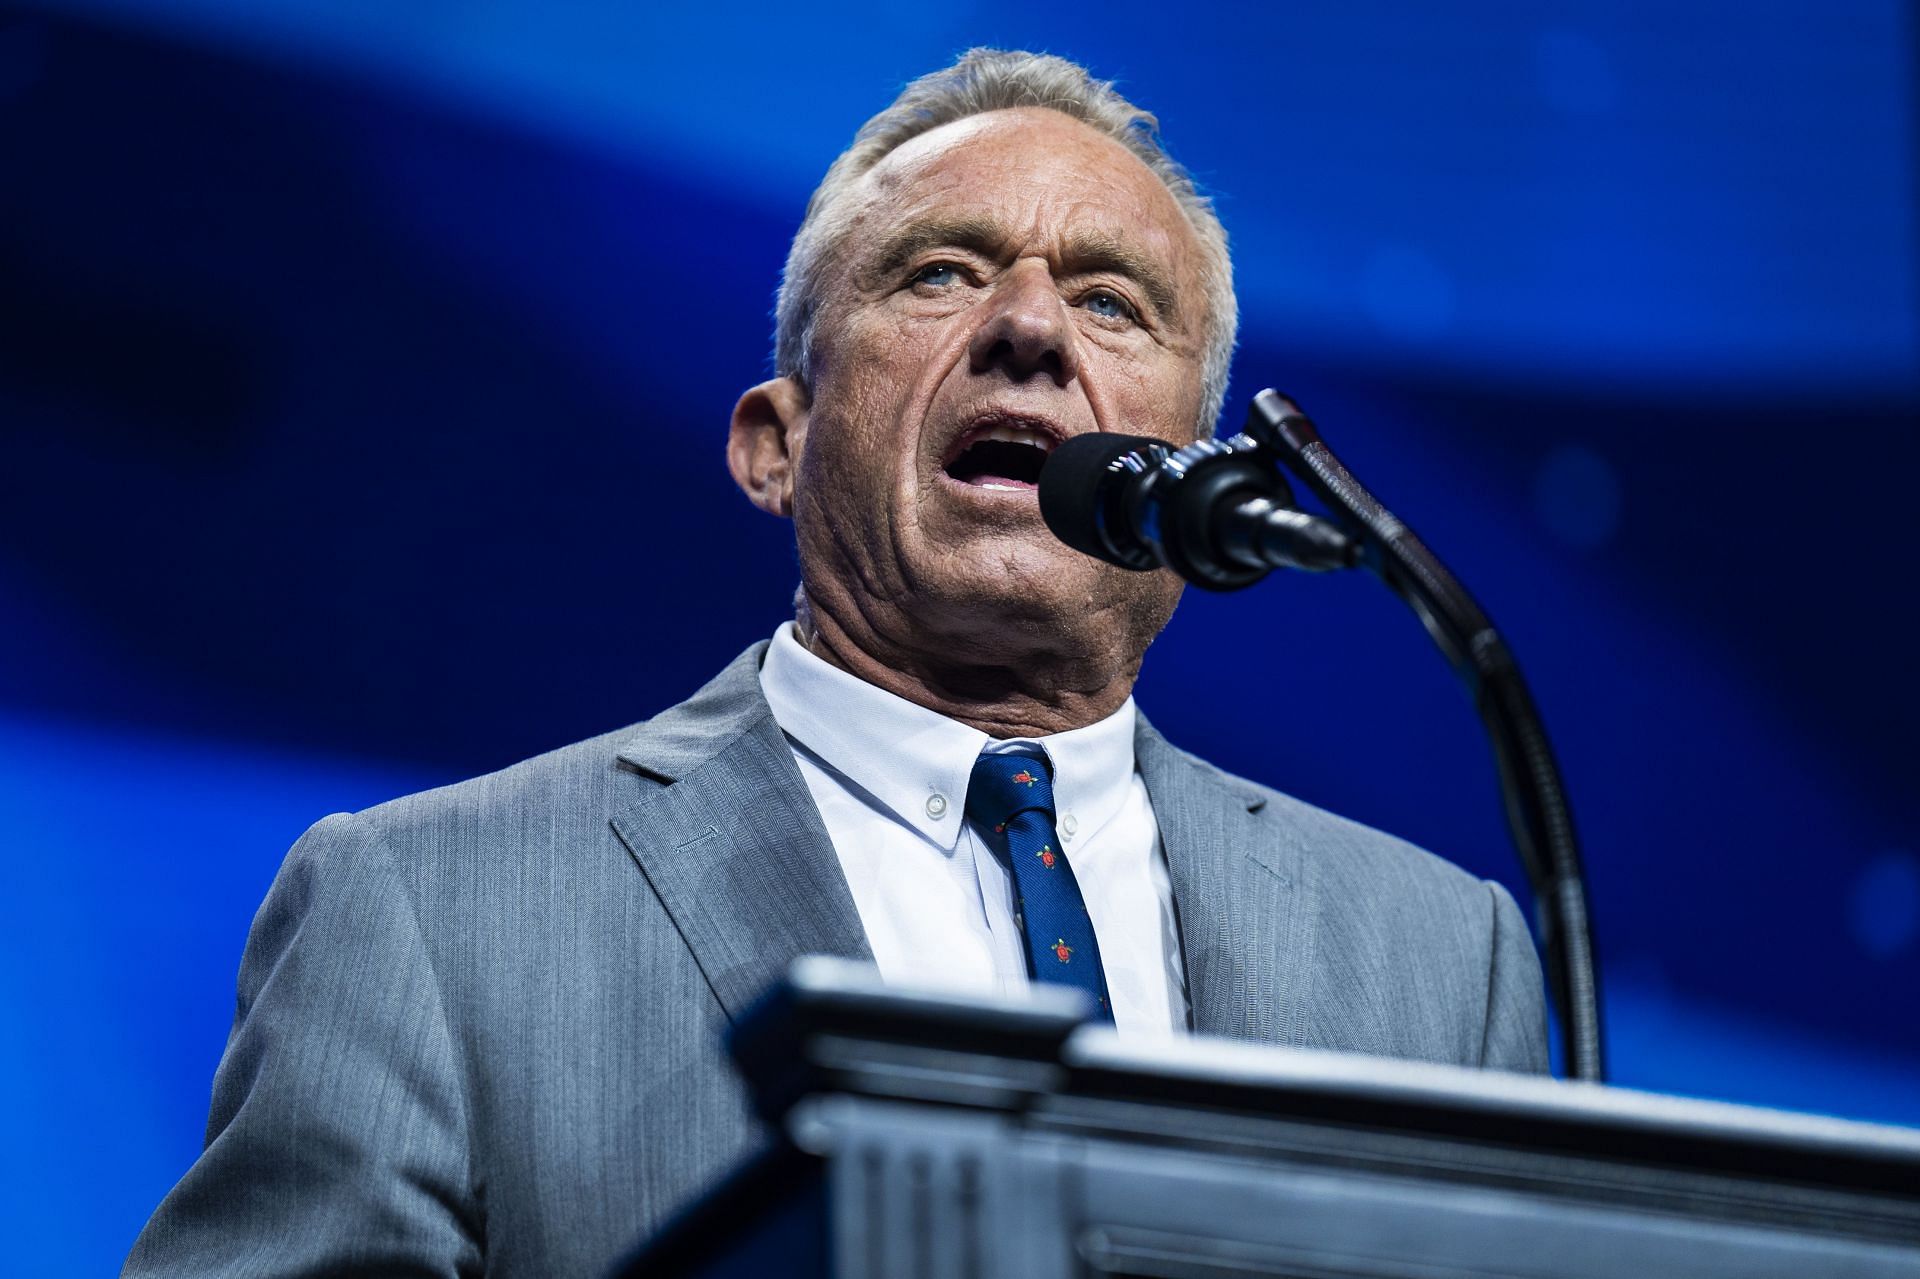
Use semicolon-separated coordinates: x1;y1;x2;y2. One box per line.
862;214;1184;325
865;214;1007;282
1058;228;1182;325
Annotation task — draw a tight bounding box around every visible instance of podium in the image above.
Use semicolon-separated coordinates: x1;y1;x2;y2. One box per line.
616;959;1920;1278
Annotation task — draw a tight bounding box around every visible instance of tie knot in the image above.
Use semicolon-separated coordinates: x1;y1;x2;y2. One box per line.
966;752;1055;827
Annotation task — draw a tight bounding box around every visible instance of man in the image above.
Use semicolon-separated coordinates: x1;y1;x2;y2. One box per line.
128;49;1546;1278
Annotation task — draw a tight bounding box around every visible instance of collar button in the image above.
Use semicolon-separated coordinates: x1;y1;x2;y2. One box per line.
925;793;948;819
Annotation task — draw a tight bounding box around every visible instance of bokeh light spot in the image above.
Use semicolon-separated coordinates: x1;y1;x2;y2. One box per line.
1532;443;1622;549
1360;245;1455;341
0;19;49;101
1849;849;1920;958
1534;29;1617;116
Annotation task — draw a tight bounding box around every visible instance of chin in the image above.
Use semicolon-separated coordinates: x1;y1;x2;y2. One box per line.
915;547;1171;652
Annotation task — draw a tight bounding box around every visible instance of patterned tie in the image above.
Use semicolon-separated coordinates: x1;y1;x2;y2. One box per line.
966;752;1115;1024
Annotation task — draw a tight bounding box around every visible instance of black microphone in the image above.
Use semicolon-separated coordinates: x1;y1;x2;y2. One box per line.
1039;432;1358;590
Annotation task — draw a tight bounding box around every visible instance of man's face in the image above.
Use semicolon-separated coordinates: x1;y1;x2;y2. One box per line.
785;108;1211;668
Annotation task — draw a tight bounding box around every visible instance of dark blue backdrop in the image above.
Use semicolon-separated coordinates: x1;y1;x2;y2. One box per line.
3;2;1916;1271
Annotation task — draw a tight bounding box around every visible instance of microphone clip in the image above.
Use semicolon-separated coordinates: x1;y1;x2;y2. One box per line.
1096;432;1359;591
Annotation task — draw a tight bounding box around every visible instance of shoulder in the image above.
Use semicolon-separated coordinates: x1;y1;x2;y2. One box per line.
1146;735;1542;1066
256;724;656;963
352;722;645;848
1147;733;1492;912
333;642;775;863
1141;729;1517;1042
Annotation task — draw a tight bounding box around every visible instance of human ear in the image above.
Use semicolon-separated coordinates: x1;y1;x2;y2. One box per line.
726;376;810;518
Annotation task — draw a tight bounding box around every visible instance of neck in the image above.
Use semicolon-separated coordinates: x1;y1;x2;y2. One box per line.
795;592;1140;738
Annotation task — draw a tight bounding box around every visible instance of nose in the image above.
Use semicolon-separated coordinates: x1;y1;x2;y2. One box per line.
967;259;1079;387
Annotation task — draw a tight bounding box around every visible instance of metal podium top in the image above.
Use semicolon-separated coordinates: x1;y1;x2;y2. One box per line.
623;958;1920;1279
735;957;1920;1191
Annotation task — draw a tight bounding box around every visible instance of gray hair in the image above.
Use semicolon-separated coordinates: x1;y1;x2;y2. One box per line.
774;48;1238;437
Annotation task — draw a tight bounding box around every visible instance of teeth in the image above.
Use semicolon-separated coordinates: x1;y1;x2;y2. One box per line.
979;424;1054;452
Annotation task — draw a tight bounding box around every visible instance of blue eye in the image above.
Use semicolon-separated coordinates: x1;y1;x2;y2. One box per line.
913;263;961;287
1084;289;1135;321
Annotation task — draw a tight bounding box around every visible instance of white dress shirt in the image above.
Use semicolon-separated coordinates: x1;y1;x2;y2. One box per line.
758;623;1190;1035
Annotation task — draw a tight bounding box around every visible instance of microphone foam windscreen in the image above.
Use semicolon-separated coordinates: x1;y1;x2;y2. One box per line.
1038;432;1165;565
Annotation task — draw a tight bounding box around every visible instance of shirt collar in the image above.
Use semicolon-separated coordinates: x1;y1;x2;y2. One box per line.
758;622;1139;851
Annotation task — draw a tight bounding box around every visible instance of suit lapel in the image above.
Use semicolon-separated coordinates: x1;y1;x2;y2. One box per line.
607;649;1316;1039
610;646;873;1021
1136;720;1317;1046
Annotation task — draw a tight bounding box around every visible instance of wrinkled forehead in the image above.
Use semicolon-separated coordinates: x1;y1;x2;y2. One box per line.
841;108;1207;297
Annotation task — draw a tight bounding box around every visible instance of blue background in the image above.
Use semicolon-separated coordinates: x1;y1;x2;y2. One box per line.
2;1;1917;1271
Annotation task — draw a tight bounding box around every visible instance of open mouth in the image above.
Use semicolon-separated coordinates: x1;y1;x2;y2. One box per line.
941;419;1060;489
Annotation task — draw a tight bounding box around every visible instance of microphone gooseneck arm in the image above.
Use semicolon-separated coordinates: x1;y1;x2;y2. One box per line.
1243;389;1604;1083
1036;397;1605;1080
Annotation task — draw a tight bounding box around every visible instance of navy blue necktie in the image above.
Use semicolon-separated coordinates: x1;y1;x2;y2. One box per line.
966;753;1114;1024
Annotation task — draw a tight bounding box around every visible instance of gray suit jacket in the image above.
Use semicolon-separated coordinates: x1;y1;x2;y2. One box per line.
127;643;1547;1277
